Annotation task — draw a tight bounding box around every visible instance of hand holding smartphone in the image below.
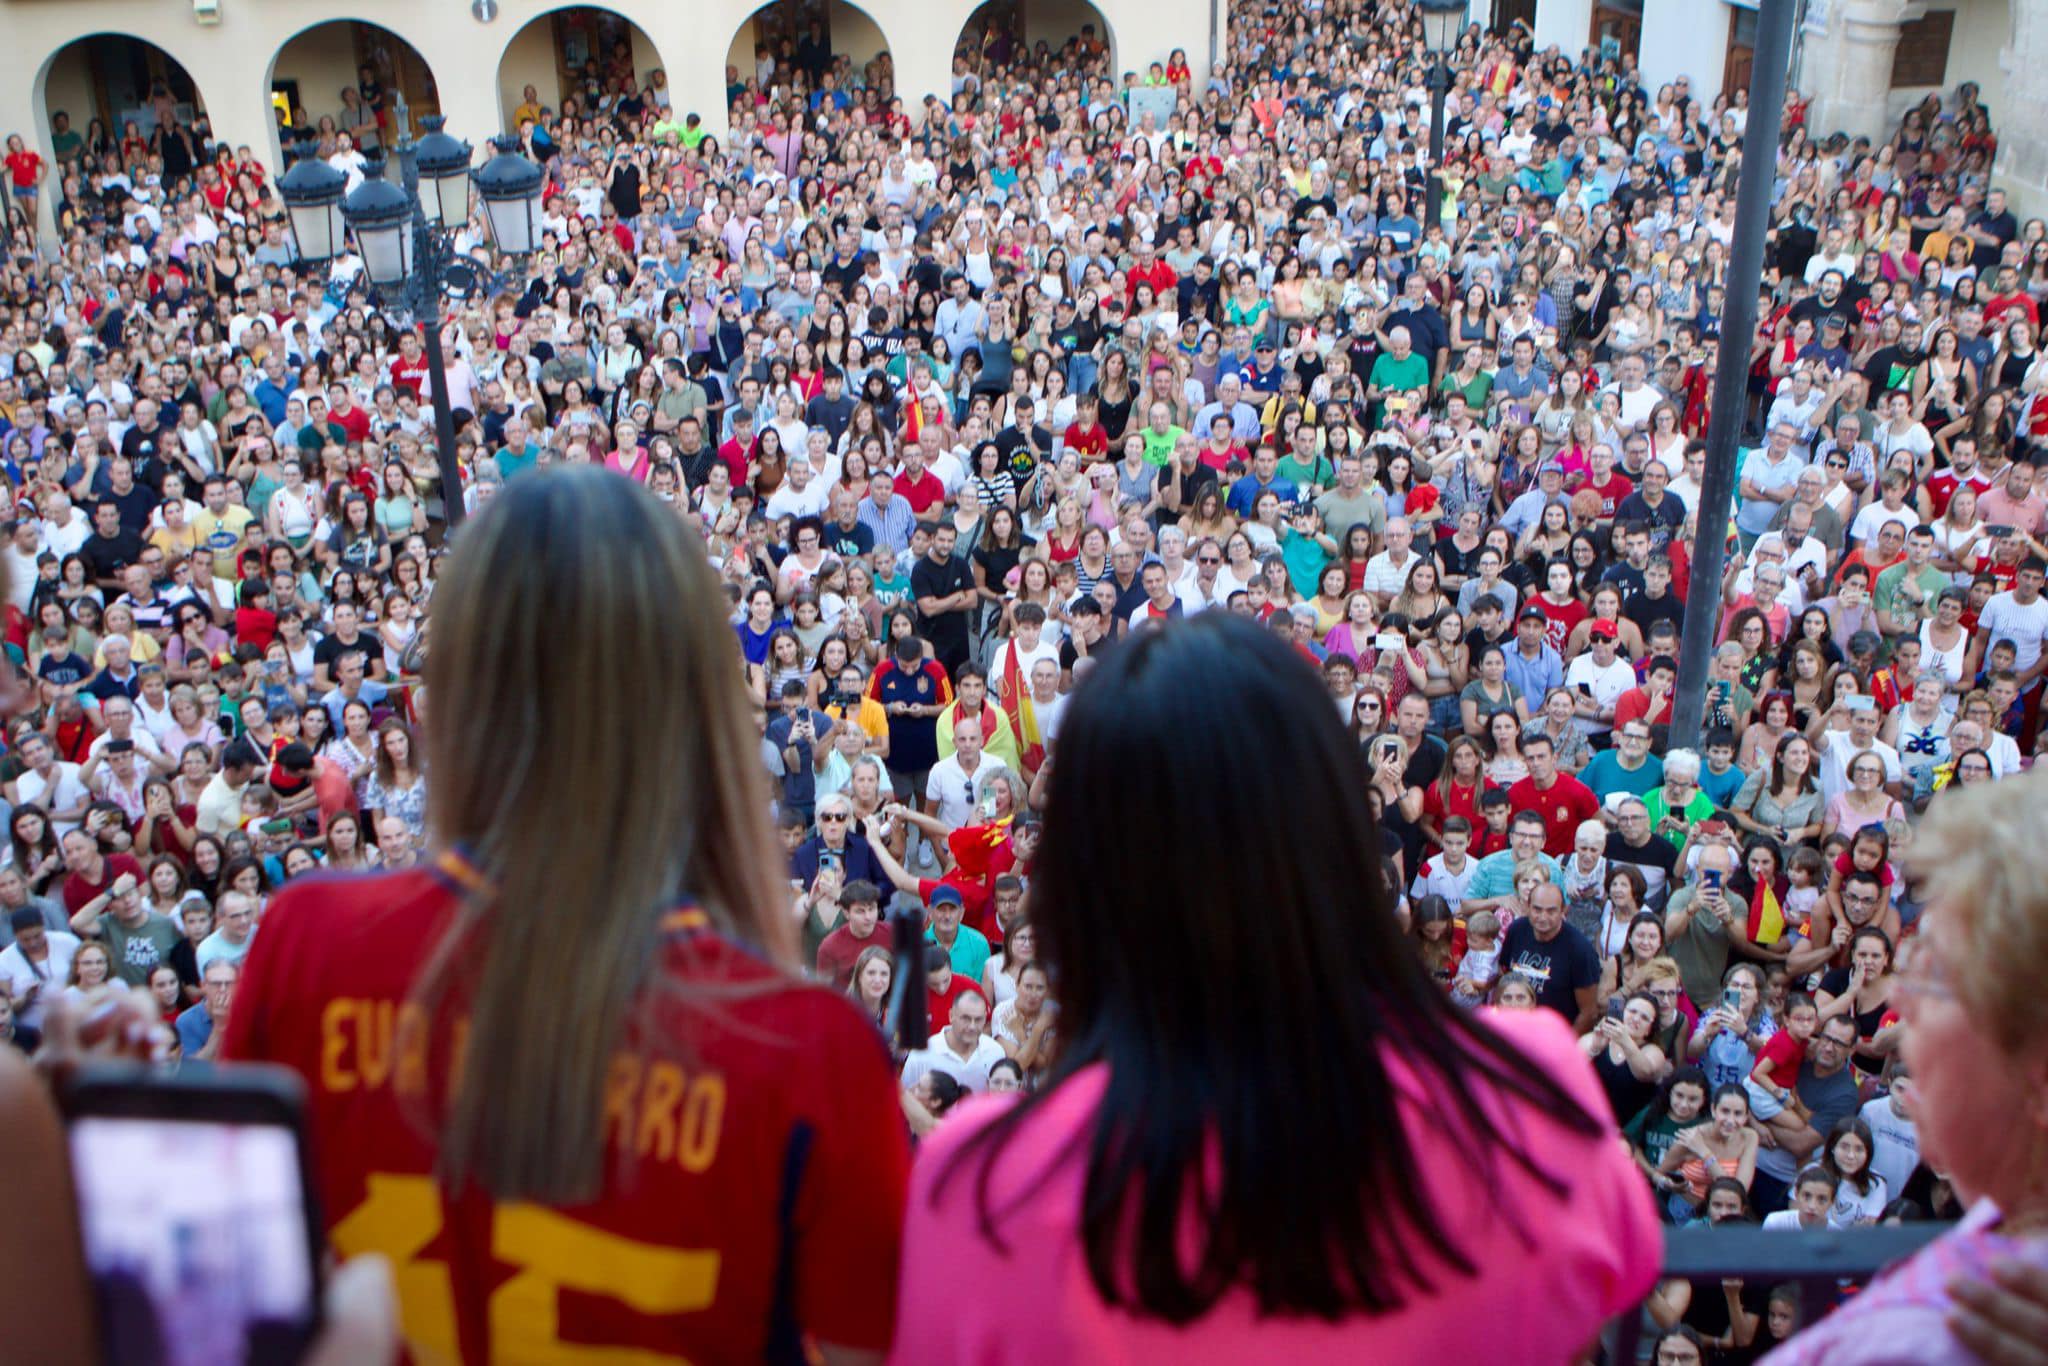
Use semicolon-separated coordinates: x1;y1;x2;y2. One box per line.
59;1063;324;1366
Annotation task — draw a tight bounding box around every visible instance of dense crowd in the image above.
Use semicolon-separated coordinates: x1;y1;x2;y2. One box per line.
3;0;2048;1355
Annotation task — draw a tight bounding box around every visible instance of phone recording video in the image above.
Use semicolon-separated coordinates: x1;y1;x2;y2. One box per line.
62;1065;323;1366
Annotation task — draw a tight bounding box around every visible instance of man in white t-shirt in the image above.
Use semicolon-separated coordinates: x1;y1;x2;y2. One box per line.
987;606;1059;700
763;457;830;520
1362;517;1421;609
1410;819;1480;912
1025;659;1068;751
924;714;1008;829
9;734;91;836
1815;700;1903;804
0;913;80;1032
1975;561;2048;685
1860;1058;1920;1201
899;988;1005;1093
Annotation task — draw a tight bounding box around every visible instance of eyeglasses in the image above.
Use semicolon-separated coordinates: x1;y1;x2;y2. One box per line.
1198;556;1221;565
818;812;849;822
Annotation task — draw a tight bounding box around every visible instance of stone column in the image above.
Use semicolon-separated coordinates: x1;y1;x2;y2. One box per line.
1799;0;1909;145
1995;0;2048;218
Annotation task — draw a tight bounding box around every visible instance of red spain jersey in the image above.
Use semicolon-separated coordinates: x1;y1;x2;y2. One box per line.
222;858;910;1363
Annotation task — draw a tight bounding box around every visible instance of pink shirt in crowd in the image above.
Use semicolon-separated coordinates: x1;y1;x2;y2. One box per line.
889;1007;1660;1364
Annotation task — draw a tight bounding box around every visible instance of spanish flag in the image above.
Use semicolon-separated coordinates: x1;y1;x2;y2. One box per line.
1000;640;1044;774
1747;879;1786;946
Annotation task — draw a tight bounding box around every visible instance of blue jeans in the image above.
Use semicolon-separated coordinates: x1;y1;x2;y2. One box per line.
1065;352;1098;400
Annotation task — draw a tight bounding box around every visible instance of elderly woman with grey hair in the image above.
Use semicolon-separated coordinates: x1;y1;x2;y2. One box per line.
1764;768;2048;1364
1705;642;1756;739
1643;749;1716;852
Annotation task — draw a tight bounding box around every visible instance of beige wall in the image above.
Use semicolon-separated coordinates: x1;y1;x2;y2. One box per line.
830;0;890;67
1881;0;2008;125
40;44;98;141
726;17;759;82
1023;0;1116;65
725;3;892;84
273;25;368;130
497;16;562;126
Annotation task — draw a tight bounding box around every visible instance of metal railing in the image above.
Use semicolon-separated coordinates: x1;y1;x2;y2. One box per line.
1614;1223;1950;1360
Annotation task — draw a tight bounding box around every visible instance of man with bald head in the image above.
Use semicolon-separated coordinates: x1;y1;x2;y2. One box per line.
1367;324;1431;425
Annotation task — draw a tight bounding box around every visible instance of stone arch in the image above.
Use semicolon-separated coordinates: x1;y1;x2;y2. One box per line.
266;20;448;168
493;4;679;133
34;32;214;175
951;0;1117;86
722;0;900;111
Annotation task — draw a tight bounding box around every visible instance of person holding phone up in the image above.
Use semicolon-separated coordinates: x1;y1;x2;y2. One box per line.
1663;844;1754;1016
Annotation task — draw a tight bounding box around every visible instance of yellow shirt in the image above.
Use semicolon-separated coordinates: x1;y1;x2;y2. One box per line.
149;522;204;559
826;694;890;747
192;505;256;558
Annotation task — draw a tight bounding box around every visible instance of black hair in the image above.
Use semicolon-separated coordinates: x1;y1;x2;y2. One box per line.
937;614;1603;1322
1639;1064;1709;1131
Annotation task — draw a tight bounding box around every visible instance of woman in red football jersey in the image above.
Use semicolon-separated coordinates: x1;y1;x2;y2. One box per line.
225;466;909;1364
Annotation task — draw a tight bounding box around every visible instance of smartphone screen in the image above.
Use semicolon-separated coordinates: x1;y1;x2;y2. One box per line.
66;1077;319;1366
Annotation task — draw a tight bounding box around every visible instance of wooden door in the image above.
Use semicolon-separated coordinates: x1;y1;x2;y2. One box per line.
1723;42;1754;101
1591;3;1642;65
1491;0;1537;36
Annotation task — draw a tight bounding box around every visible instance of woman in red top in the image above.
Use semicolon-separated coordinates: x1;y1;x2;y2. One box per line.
3;135;43;219
1532;559;1588;653
1420;735;1494;852
225;469;908;1363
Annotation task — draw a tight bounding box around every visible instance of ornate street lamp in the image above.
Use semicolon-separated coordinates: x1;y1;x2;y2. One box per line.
1417;0;1465;231
298;96;543;528
277;138;347;264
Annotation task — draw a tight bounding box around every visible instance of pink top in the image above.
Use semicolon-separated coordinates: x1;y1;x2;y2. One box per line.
889;1007;1659;1364
1763;1200;2048;1364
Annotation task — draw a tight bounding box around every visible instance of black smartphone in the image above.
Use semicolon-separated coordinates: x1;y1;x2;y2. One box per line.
59;1062;324;1366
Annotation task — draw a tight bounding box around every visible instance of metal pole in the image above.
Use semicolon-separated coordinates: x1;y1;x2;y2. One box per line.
1426;60;1449;232
419;281;464;529
1668;0;1796;751
390;100;465;530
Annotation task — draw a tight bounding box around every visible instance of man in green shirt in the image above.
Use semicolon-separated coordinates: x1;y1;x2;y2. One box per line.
1872;525;1949;646
49;111;84;165
1367;325;1431;426
1314;452;1387;549
1275;421;1334;492
654;359;707;433
1139;401;1186;467
295;395;346;455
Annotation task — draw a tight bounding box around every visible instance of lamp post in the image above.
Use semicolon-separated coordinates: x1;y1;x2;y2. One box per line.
278;99;543;529
1417;0;1464;233
1669;0;1798;750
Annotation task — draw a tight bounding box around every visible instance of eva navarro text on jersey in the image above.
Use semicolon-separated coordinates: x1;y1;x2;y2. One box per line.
318;997;726;1170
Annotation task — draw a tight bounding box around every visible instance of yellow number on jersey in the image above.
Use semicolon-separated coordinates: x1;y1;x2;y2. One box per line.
334;1175;721;1363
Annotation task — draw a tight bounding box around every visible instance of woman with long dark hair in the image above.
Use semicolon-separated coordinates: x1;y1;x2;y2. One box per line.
225;469;908;1361
898;614;1657;1355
